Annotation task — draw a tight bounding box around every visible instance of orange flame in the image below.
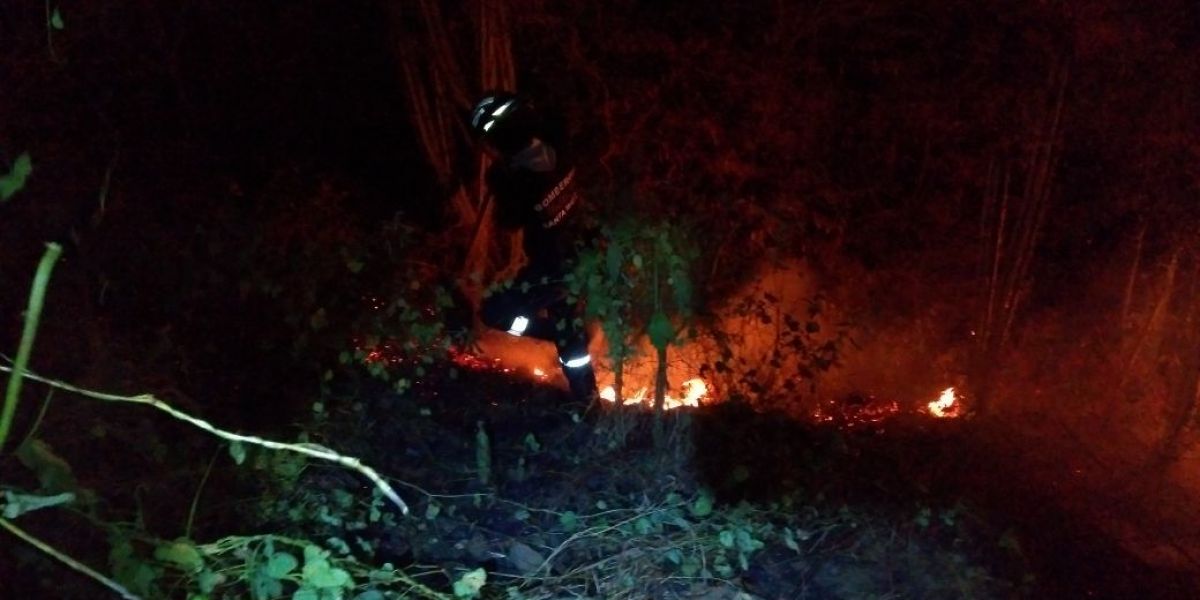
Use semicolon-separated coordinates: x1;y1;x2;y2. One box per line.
600;378;708;410
927;387;962;418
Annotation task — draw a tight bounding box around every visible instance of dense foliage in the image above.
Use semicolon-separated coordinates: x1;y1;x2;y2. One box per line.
2;0;1199;598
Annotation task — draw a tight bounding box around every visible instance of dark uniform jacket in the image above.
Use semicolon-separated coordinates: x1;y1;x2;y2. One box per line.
486;139;584;276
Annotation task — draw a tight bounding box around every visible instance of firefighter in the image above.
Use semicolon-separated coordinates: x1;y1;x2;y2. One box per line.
468;92;597;404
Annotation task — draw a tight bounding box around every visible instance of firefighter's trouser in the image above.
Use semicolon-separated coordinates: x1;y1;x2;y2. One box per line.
480;266;596;403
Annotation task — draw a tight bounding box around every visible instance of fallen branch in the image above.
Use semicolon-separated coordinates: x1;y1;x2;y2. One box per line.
0;365;409;515
0;516;140;600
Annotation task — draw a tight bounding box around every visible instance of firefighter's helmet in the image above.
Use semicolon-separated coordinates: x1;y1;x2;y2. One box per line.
469;92;535;156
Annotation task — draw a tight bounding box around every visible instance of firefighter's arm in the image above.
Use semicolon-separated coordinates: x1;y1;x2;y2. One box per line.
485;168;525;230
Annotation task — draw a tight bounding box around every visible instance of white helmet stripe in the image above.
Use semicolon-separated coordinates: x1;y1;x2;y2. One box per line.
491;99;516;118
507;316;530;336
470;97;495;128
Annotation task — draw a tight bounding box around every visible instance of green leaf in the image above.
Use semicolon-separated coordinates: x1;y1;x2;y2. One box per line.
915;507;931;528
15;439;78;494
425;502;441;520
304;545;326;564
0;152;32;201
266;552;299;578
252;571;283;600
197;570;221;593
50;8;65;30
110;537;161;596
718;530;735;548
558;511;578;532
302;560;351;588
782;528;800;552
735;528;764;552
605;243;623;278
154;541;205;573
671;275;693;315
523;433;541;452
714;558;734;578
292;589;319;600
229;441;246;465
453;568;487;598
125;563;161;597
353;592;385;600
689;492;713;518
998;530;1023;554
634;517;654;535
647;311;675;350
680;555;701;577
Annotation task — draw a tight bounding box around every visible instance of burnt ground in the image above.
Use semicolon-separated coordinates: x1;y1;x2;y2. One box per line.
3;355;1198;599
255;362;1200;600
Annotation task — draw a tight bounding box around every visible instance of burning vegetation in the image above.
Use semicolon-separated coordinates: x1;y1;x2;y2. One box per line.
2;1;1199;599
927;387;963;419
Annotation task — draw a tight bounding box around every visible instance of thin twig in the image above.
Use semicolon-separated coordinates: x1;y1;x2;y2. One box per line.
96;146;120;223
0;366;409;515
17;388;54;450
1121;249;1179;386
984;167;1007;347
1120;219;1147;327
533;505;673;577
44;0;59;62
1;516;140;600
184;447;221;539
391;475;488;501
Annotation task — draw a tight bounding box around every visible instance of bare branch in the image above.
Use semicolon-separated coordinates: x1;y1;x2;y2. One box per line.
0;366;409;515
0;517;140;600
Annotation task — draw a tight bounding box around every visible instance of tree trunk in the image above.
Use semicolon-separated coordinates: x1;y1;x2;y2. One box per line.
653;344;668;445
971;62;1067;416
389;0;519;301
1120;219;1147;328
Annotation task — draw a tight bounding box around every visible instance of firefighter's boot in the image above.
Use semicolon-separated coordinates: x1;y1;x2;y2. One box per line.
559;350;597;405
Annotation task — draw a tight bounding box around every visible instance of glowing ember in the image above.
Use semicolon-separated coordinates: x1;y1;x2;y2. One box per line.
599;378;709;410
532;367;547;379
927;387;962;418
448;346;508;372
811;393;900;428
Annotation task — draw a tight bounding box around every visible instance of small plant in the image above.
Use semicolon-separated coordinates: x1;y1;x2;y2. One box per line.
0;151;33;202
569;216;698;432
0;245;458;600
238;181;469;394
710;285;851;413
